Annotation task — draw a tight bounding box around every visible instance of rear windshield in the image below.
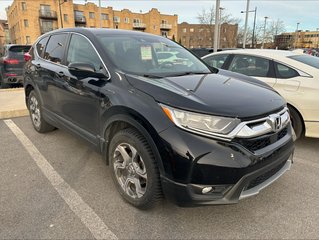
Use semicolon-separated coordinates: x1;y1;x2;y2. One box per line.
9;46;31;55
288;54;319;69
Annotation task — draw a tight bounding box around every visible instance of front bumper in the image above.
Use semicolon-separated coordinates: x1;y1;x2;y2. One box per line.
158;124;294;206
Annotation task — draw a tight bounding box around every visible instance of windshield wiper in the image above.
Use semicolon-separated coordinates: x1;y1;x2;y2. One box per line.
142;74;165;79
166;71;210;77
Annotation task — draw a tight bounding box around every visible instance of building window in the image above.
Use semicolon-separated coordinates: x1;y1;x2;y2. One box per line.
161;31;168;37
133;19;141;23
153;25;156;30
113;16;120;23
162;20;168;24
21;2;26;11
64;14;68;22
24;19;28;27
26;36;30;44
190;28;194;32
124;17;129;23
182;28;186;33
101;13;108;20
89;12;95;19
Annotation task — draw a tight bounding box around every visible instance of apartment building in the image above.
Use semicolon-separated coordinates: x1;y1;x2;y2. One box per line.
178;22;238;49
6;0;178;44
275;30;319;49
0;20;10;48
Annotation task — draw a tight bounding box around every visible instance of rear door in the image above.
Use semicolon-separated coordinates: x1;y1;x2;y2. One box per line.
36;33;69;114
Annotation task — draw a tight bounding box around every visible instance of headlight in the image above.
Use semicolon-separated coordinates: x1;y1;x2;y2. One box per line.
161;104;241;136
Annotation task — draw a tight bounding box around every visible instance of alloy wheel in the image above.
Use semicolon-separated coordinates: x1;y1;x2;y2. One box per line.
113;143;147;199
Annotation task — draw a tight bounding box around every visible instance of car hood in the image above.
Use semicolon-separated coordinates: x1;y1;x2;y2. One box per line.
125;73;285;119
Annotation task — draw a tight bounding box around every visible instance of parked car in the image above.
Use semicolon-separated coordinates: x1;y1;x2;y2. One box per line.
202;49;319;139
0;44;31;88
24;28;294;208
190;48;239;58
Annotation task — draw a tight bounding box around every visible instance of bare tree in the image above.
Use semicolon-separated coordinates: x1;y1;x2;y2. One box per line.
197;5;241;46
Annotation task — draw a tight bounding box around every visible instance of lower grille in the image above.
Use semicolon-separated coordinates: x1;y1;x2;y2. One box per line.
233;127;288;152
246;161;287;190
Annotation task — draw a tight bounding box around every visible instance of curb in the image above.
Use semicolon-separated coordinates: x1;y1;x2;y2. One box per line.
0;109;29;120
0;88;24;93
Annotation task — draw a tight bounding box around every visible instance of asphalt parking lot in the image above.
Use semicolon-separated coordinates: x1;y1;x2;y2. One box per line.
1;116;319;239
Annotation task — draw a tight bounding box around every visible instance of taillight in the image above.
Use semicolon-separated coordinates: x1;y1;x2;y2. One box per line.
4;58;19;65
24;52;32;62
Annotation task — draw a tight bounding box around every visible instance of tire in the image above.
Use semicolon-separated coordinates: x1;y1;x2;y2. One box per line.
28;90;55;133
0;74;10;89
288;106;303;139
108;128;162;209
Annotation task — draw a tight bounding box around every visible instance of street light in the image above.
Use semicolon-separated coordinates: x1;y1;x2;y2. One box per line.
58;0;67;28
261;16;269;49
294;22;300;49
242;0;250;48
241;7;257;48
218;7;225;49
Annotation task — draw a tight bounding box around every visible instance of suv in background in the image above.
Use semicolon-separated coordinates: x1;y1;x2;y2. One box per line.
24;28;294;208
0;44;31;88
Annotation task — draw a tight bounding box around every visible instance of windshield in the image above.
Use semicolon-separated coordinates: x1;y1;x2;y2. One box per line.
97;34;211;77
288;54;319;69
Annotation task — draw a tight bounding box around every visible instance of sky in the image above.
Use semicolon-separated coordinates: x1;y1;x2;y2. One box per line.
0;0;318;33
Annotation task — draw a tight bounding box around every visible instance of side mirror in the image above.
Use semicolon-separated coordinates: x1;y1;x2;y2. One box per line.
68;62;108;79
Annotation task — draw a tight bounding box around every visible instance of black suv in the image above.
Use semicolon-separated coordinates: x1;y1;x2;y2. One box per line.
24;28;294;208
0;44;31;88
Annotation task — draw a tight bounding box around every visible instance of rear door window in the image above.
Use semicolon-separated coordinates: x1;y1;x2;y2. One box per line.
36;36;49;57
44;34;68;64
229;55;270;77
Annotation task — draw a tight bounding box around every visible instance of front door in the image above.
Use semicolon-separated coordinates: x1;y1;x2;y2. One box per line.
55;33;107;139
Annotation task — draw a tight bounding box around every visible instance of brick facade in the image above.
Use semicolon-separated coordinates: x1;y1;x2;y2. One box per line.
178;22;238;49
6;0;178;44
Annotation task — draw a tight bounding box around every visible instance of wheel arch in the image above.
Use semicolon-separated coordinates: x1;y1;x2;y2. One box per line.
287;103;305;136
101;106;166;175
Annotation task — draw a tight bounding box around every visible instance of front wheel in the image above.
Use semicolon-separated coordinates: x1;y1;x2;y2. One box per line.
28;90;55;133
109;128;162;209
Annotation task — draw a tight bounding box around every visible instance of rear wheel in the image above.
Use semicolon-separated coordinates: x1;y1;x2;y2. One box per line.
109;128;162;209
28;90;55;133
288;106;303;139
0;74;10;89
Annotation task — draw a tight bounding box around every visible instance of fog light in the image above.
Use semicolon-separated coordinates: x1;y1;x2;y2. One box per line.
202;186;214;194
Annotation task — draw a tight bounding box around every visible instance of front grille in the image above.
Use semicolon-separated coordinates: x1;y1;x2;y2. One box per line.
246;161;287;190
233;127;288;152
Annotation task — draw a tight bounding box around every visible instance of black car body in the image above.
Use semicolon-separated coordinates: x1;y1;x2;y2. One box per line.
0;44;31;88
24;28;294;208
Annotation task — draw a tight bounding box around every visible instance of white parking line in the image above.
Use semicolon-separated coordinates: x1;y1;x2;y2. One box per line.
4;119;118;240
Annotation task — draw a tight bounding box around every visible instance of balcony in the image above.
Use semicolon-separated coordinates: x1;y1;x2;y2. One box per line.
40;26;57;34
39;10;57;20
160;23;172;30
132;22;146;29
74;16;86;24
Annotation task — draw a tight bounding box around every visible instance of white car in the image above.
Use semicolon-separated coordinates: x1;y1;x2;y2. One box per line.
202;49;319;139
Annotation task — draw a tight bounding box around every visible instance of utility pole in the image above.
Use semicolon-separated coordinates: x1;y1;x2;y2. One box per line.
213;0;220;52
218;7;224;49
99;0;102;28
242;0;250;48
261;16;269;49
241;6;257;48
294;22;300;49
